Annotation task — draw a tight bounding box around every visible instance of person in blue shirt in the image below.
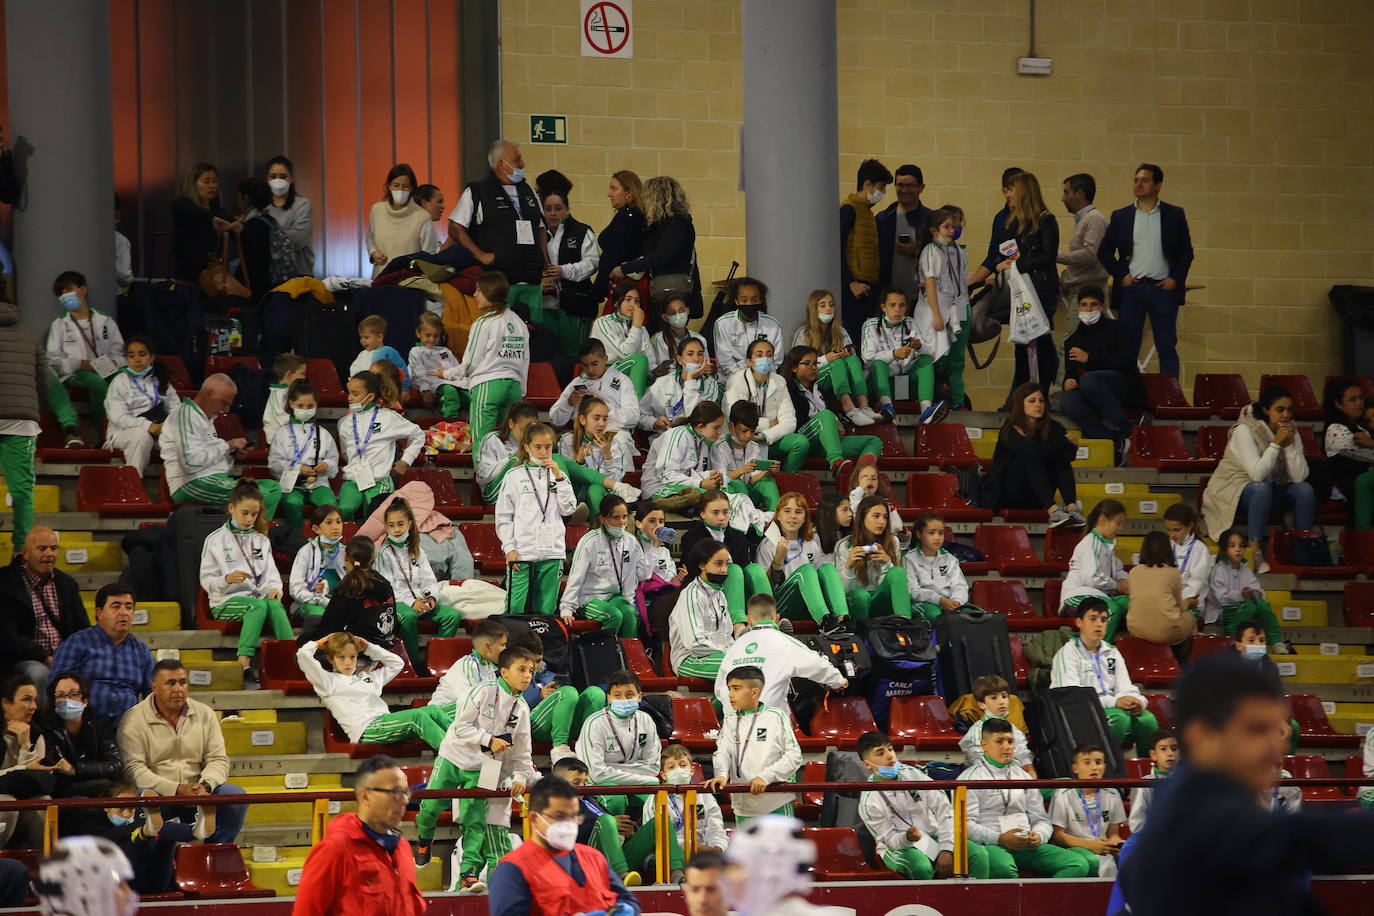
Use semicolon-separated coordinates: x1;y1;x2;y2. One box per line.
50;583;154;719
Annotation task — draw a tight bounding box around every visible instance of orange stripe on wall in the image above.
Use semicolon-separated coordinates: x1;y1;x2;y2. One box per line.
392;0;430;184
427;0;463;203
321;0;363;276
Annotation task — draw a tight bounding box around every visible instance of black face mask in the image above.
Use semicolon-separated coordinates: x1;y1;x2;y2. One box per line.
704;571;729;585
738;306;759;322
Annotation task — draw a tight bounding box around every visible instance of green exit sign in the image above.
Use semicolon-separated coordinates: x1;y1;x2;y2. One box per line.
530;115;567;144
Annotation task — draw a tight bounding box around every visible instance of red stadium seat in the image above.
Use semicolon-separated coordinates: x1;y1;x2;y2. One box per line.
622;639;680;692
323;709;427;759
867;423;915;467
1260;375;1321;420
397;467;484;519
196;589;239;635
1043;526;1081;567
175;844;274;898
1008;635;1030;688
1296;424;1322;460
1194;425;1230;461
808;697;877;749
36;413;117;462
795;761;829;821
458;522;506;574
400;765;451;825
1193;374;1251;419
1343;582;1374;626
905;473;993;522
424;637;475;678
304;358;347;407
1114;637;1180;688
257;640;313;694
1130;425;1213;472
667;698;721;752
1141;373;1209;419
1189;634;1232;661
525;362;563;408
1289;694;1361;748
805;828;899;880
1344;754;1368;796
76;465;173;516
970;580;1060;631
213;413;267;461
1042;579;1065;618
1267;531;1359;579
1284;754;1347;803
773;473;824;510
162;354;195;394
888;695;962;750
1124;758;1152;779
973;525;1065;576
1142;694;1175;730
566;524;590;550
913;424;981;469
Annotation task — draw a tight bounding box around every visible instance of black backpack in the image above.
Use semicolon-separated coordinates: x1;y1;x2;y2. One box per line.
805;626;873;683
497;614;572;676
862;616;937;677
569;629;629;691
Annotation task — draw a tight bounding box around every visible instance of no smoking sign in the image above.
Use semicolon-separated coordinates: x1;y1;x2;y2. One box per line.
580;0;633;58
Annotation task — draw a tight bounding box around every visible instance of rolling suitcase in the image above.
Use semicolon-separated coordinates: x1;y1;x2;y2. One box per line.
934;607;1016;703
568;629;628;691
495;614;572;676
167;505;228;629
1025;685;1126;779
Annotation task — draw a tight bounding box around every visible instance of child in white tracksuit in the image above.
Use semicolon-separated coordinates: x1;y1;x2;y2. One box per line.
857;738;965;880
262;355;308;447
409;312;463;416
266;381;341;531
550;364;640;432
288;507;348;619
337;373;425;520
440;277;530;465
640;404;724;502
103;338;175;475
295;634;449;749
712;308;784;378
704;667;801;823
1206;528;1281;643
374;499;464;667
639;359;721;438
495;423;576;616
722;346;796;452
575;680;661;788
1060;501;1130;639
559;512;646;636
903;514;971;623
669;572;734;679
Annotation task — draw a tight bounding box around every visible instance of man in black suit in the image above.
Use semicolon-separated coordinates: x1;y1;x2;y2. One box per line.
1098;164;1194;377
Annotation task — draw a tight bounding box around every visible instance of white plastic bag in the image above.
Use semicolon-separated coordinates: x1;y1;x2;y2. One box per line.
1006;265;1050;345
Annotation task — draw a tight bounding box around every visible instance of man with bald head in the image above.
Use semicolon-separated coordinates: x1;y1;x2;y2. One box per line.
448;138;546;285
160;373;280;518
0;526;90;693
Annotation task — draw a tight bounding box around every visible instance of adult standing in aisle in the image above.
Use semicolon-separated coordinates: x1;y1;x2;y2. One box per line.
450;140;547;287
1057;173;1111;309
1098;164;1195;377
875;164;933;298
0;298;48;556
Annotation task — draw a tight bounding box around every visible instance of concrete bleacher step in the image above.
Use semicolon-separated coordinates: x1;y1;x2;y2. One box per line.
0;531;123;571
1269;591;1331;627
963;427;1115;469
1292;644;1367;655
237;774;350;825
1325;703;1374;737
1074;483;1183;519
178;649;245;691
231;752;433;778
246;846;445;895
1275;654;1374;684
0;483;61;514
222;710;308;756
78;595;182;630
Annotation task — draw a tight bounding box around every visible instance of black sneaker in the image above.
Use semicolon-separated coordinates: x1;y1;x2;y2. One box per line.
241;667;260;690
458;874;486;894
414;842;433;867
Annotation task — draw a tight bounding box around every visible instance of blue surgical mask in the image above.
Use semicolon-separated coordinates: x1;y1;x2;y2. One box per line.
56;699;85;722
753;357;774;375
59;292;82;311
318;534;342;546
610;699;639;718
1243;643;1268;660
876;765;901;780
667;312;689;329
131;365;154;378
109;814;135;827
952;226;963;241
509;166;526;183
682;362;703;374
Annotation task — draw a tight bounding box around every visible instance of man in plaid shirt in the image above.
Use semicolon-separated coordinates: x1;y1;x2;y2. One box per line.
52;582;154;718
0;527;89;691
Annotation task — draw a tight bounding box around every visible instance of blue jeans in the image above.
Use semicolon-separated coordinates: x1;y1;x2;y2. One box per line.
160;782;247;844
1060;370;1132;441
1238;480;1315;541
1118;282;1179;376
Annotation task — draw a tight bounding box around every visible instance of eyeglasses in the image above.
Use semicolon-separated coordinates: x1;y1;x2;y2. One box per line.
797;360;818;367
538;811;585;824
52;691;84;701
363;786;412;800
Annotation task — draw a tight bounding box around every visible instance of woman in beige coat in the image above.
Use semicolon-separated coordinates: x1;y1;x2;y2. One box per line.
1126;531;1195;660
1200;385;1314;574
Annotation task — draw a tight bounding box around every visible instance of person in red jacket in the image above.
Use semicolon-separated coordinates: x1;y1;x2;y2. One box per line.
488;776;641;916
292;754;427;916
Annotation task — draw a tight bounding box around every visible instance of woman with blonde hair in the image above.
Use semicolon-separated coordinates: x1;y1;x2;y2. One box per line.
171;161;239;281
618;176;698;310
988;171;1060;395
791;289;880;425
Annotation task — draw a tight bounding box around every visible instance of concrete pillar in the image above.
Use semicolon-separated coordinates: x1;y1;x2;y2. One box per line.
6;1;115;331
741;0;839;333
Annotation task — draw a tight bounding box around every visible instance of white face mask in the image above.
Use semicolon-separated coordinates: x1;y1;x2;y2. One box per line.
867;188;885;206
268;178;290;197
663;766;693;784
390;188;411;206
539;817;579;851
817;310;835;324
1078;310;1103;326
666;312;689;329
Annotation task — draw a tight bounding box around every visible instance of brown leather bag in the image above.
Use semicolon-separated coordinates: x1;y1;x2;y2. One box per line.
198;232;251;299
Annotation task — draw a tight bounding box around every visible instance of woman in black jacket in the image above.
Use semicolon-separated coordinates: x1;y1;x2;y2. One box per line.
40;672;122;798
989;172;1060;397
171;161;238;281
619;176;699;314
1059;285;1148;464
593;170;645;304
236;177;277;302
980;382;1085;528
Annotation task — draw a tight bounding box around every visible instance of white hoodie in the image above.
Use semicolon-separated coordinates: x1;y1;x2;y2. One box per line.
641;425;715;496
1049;637;1147;710
495;464;577;562
723;370;796;445
1061;531;1127;605
550;367;639;431
711;704;802;817
559;529;645;615
374;539;441;605
46;309;125;380
296;640;404;742
199;523;283;605
669;578;732;673
436;680;539;784
712;622;845;712
161;398;231;494
712;311;784;377
903;547;969;606
1205;560;1265;623
639;373;721;434
338;405;425;487
443;309;530;389
575;707;661;785
858;764;956;861
267;421;340;492
959;758;1053;845
288;537;348;608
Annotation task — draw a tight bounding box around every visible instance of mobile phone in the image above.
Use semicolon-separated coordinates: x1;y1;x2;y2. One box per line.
898;233;912;244
654;359;673;374
574;383;588;391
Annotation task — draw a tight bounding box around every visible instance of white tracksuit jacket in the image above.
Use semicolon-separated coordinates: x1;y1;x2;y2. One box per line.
1128;771;1166;834
104;369;175;475
267;421;340;492
903;548;970;605
443;309;530;388
1205;560;1266;624
407;345;459;394
161;398;231;494
641;425;715;497
647;329;710;368
262;385;289;446
712;436;769;487
712;622;845;712
46;310;125;380
755;525;824;578
559;529;645;615
669;578;732;673
711;704;802;817
1049;786;1125;876
1050;638;1146;710
1172;536;1212;609
712;312;784;378
860;315;924;375
959;758;1053;845
296;640;404;741
436;680;539;785
791;326;855;367
557;430;635;482
495;464;577;561
722;371;796;445
639;373;721;433
431;652;499;710
575;707;661;785
959;717;1034;770
859;765;956;861
590;314;650;364
374;540;441;606
639;788;728;851
638;535;675;581
834;535;895;593
475;433;517;494
338;406;425;486
550;368;639;431
288;538;348;608
1061;532;1127;605
199;524;283;605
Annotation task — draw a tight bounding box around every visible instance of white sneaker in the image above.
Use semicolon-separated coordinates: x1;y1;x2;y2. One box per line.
846;408;873;427
860;407;884;424
192;804;216;841
549;744;575;764
612;481;641;501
